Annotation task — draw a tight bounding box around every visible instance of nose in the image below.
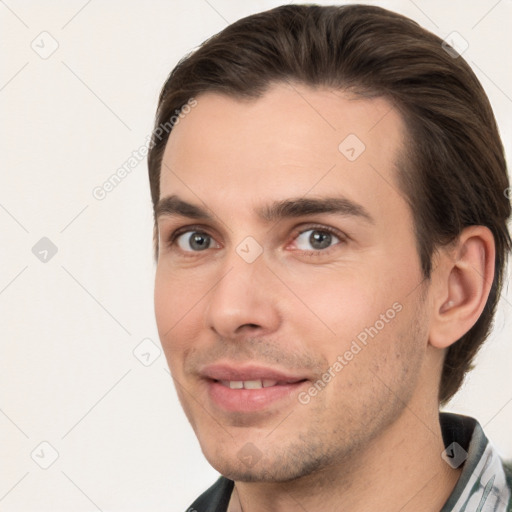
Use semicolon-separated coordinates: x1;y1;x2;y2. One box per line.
204;251;281;339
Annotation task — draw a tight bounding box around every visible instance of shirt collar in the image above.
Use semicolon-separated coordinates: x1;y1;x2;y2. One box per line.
439;412;511;511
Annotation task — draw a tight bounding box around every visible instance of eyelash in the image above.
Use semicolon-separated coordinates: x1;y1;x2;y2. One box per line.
290;225;346;257
164;224;347;257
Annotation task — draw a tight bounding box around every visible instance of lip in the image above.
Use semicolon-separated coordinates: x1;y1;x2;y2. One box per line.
200;363;310;413
200;363;309;383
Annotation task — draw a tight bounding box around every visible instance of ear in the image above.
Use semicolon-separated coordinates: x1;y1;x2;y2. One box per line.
429;226;495;349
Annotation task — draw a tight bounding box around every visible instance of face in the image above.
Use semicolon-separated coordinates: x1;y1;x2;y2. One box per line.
154;83;433;482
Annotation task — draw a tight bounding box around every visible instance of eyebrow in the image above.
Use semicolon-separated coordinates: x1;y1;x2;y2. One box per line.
155;194;374;224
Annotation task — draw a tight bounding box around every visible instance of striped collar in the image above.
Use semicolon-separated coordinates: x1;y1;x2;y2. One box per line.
439;412;511;511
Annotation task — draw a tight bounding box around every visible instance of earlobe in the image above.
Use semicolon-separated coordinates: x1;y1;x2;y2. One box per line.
429;226;495;350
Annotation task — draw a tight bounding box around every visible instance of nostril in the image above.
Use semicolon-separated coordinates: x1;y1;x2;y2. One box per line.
235;323;262;334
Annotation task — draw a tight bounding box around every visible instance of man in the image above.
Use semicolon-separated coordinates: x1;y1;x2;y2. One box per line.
147;4;512;511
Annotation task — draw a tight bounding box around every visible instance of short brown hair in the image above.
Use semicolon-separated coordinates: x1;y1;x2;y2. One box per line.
147;4;511;404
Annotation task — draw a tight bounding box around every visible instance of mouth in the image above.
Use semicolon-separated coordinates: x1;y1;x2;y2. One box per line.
216;378;306;389
200;363;310;413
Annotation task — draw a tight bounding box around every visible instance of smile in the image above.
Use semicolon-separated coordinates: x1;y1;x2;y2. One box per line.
219;379;278;389
198;363;311;412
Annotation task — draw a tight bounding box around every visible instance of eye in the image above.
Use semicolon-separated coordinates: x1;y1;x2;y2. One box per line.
175;230;217;252
293;228;342;251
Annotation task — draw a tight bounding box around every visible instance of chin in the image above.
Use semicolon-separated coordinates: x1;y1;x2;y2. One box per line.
203;443;333;484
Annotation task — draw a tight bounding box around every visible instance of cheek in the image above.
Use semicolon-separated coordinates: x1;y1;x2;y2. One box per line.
314;296;425;421
154;268;175;336
285;259;421;368
285;270;387;341
154;266;203;364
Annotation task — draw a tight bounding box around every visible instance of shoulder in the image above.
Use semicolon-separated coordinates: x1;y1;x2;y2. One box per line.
185;476;234;512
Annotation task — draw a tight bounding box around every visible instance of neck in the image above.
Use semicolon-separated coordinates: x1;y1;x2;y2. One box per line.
228;407;461;512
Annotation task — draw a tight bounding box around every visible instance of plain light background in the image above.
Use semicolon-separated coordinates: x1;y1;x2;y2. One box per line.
0;1;511;511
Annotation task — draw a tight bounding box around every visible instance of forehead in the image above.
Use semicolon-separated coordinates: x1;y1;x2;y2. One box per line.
160;83;407;217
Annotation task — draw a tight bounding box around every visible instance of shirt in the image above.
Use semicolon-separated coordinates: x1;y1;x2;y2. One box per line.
186;412;512;512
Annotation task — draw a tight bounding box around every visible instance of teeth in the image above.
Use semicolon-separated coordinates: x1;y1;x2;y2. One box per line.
219;379;279;389
244;380;263;389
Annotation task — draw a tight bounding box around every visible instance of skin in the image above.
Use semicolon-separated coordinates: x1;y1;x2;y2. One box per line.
154;82;494;512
